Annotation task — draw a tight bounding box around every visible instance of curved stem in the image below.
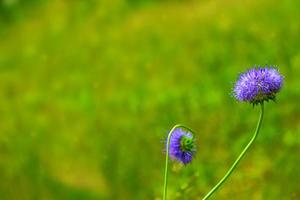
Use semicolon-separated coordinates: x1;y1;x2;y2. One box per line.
163;124;196;200
202;102;264;200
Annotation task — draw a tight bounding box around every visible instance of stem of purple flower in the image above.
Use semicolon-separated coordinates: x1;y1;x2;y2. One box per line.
163;124;196;200
202;102;264;200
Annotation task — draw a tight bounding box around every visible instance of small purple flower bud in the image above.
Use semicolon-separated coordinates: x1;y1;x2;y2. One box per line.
167;128;196;164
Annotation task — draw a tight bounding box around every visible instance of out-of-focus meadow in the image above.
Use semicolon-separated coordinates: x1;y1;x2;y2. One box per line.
0;0;299;199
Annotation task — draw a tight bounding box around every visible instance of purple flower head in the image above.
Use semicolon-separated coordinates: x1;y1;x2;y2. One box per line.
167;128;195;164
233;66;283;104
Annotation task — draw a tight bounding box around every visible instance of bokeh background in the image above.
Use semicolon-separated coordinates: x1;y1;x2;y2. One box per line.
0;0;299;199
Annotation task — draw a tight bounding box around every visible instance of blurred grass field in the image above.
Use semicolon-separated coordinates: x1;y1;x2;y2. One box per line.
0;0;299;199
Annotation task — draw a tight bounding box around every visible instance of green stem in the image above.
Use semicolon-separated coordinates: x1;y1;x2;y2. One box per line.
163;124;196;200
202;102;264;200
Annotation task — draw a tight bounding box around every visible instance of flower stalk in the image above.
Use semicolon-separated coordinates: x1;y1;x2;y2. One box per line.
163;124;195;200
202;102;264;199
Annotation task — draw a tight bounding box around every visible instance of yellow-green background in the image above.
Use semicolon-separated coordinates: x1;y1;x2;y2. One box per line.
0;0;299;199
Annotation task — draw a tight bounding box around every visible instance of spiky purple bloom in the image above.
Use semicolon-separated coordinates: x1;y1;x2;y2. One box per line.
233;66;283;104
168;128;195;164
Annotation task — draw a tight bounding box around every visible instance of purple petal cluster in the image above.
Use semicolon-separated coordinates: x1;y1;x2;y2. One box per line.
233;66;283;104
168;128;195;164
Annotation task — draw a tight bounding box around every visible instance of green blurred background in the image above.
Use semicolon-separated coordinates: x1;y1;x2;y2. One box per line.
0;0;299;199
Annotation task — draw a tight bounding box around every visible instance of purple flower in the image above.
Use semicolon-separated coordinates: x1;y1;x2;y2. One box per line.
233;66;283;104
168;128;195;164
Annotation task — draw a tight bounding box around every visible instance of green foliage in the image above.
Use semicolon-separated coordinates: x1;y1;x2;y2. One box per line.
0;0;299;199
